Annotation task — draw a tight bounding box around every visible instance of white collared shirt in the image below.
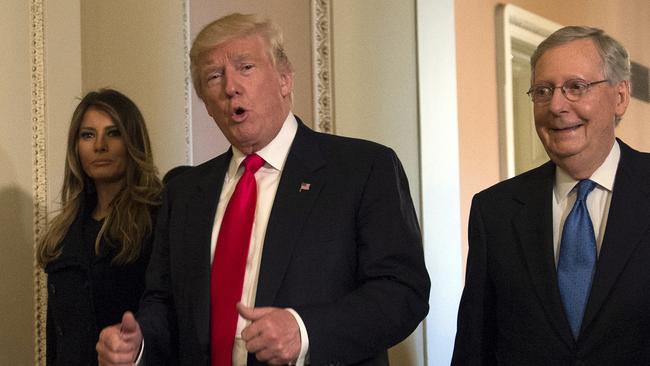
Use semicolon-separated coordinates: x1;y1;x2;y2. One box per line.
210;112;309;365
552;141;621;264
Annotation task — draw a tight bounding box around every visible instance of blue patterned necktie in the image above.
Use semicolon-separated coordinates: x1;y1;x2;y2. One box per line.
558;179;597;339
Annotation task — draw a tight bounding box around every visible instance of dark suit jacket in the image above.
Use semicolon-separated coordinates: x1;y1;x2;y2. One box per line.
452;139;650;366
138;119;430;366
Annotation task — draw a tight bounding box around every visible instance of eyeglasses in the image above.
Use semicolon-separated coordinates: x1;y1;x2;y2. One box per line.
526;79;609;103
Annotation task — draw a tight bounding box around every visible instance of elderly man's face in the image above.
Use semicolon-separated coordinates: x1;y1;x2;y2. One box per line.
532;38;629;177
198;34;293;154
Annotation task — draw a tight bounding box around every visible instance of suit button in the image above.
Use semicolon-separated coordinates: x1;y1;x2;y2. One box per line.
49;284;56;295
56;325;63;336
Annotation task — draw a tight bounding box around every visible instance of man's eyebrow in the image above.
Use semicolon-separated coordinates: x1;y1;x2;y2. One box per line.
203;64;223;72
201;52;257;70
231;53;254;63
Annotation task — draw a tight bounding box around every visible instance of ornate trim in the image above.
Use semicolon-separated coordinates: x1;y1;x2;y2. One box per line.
495;4;560;178
30;0;48;364
182;0;193;163
311;0;334;133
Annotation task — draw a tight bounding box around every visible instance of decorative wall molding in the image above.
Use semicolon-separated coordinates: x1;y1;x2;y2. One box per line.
495;4;560;178
311;0;334;134
182;0;193;164
30;0;48;364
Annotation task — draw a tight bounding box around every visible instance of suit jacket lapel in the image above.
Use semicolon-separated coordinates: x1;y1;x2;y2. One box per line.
184;152;231;350
513;162;576;347
255;122;326;306
582;141;650;333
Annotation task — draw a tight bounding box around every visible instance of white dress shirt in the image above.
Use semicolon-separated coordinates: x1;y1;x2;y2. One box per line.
210;112;309;366
552;141;620;264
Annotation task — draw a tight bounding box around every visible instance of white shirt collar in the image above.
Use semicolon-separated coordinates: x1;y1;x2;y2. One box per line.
554;140;620;202
228;112;298;178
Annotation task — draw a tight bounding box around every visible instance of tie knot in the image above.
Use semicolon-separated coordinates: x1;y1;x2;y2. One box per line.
242;154;264;174
575;179;596;201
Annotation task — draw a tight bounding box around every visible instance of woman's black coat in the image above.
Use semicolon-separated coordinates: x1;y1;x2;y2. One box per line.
44;196;152;366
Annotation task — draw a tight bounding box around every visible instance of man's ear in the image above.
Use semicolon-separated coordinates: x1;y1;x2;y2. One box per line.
614;79;630;119
279;70;294;98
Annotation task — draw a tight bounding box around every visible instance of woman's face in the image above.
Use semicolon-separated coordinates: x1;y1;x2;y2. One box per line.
77;108;128;185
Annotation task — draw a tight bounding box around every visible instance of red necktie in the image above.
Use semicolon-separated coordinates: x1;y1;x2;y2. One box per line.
210;154;264;366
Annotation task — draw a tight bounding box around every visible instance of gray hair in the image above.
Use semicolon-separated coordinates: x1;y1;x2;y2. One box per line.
531;26;631;84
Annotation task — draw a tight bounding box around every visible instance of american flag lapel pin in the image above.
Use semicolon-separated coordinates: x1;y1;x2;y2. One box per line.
299;182;311;192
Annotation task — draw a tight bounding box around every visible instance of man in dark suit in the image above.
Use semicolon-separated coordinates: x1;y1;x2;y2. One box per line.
97;13;429;366
452;26;650;365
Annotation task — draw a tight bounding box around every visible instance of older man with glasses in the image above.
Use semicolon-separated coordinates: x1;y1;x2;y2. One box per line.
452;26;650;365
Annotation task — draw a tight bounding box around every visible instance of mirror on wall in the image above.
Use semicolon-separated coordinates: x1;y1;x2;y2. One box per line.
496;4;561;179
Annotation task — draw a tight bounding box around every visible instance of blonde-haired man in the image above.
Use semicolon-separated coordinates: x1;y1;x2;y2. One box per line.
98;13;429;366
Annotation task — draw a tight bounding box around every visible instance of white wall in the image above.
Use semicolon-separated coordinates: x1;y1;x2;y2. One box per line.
417;1;463;364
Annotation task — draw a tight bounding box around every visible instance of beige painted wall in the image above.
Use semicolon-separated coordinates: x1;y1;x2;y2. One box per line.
332;0;421;207
455;0;650;264
0;0;35;363
82;0;188;175
46;0;82;220
331;1;423;364
189;0;313;165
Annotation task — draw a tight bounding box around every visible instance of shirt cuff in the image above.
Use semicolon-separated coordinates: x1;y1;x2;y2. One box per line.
286;308;309;366
134;339;144;365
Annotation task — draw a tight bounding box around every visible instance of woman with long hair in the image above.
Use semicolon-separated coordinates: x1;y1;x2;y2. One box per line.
37;89;162;365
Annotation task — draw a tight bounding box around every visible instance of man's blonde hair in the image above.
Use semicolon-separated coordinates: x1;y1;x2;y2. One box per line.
190;13;293;99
